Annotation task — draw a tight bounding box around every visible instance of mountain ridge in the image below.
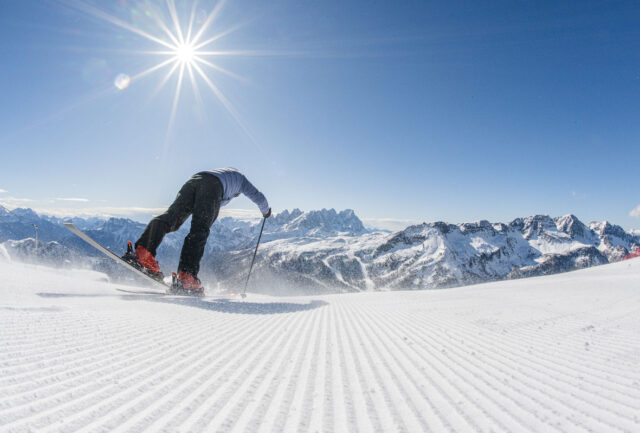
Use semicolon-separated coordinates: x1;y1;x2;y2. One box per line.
1;205;638;294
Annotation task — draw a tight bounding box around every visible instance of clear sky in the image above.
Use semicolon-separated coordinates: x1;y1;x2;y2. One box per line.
1;0;639;230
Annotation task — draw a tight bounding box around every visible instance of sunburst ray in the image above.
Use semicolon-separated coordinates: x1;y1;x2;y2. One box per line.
192;62;259;149
190;0;228;46
165;0;185;44
129;57;176;83
67;1;175;50
185;0;199;42
194;57;248;83
63;0;270;150
163;62;186;154
192;23;244;51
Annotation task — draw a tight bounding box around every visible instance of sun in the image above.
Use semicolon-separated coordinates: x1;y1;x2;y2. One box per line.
175;43;196;65
67;0;260;147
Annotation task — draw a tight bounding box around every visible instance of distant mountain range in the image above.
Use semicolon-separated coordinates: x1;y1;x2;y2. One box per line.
1;205;638;294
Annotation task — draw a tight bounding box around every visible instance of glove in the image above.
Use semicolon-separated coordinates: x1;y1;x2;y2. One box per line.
263;208;272;219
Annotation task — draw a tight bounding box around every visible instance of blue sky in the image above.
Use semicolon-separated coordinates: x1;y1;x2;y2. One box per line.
0;0;639;230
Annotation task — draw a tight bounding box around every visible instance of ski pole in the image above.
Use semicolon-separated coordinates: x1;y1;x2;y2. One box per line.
242;216;266;298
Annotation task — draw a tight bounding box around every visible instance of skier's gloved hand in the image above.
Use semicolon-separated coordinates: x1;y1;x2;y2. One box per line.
263;208;272;219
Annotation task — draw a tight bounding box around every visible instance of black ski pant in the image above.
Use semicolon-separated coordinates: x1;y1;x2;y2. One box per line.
135;172;223;277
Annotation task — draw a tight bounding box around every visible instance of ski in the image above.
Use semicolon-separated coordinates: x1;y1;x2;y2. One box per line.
116;288;167;295
64;222;172;291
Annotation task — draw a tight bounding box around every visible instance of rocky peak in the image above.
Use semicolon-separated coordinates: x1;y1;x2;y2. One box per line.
271;208;304;226
521;215;556;239
275;208;366;236
10;207;39;220
100;217;140;230
508;217;524;231
554;214;589;238
590;221;628;238
459;220;493;234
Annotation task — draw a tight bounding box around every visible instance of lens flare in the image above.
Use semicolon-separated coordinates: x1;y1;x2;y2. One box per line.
114;73;131;90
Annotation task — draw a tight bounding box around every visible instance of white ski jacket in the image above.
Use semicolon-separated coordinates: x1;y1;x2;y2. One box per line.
206;168;270;215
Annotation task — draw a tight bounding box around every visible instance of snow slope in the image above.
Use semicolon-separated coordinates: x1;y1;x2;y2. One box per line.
1;258;639;432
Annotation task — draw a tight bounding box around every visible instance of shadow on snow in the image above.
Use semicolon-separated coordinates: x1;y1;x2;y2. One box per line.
142;296;328;315
36;292;328;315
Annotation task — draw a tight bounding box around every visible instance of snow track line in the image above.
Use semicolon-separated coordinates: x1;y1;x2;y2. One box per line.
263;307;324;432
1;312;256;431
277;308;324;432
74;313;288;433
488;319;640;391
165;308;303;430
0;312;241;407
416;292;640;388
406;305;640;416
367;305;572;433
351;302;501;433
104;314;274;431
483;327;640;409
332;298;377;433
344;301;458;433
341;300;418;432
349;300;432;432
251;304;323;433
190;310;310;432
387;305;638;432
0;315;140;368
49;334;230;433
322;305;339;433
231;305;319;433
167;310;301;432
0;322;129;360
0;309;201;366
0;318;192;392
387;308;595;432
469;297;640;382
239;306;323;433
239;309;323;430
2;330;214;430
304;302;330;433
327;299;359;432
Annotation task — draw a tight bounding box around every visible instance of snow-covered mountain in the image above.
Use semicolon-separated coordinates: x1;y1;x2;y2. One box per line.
1;238;81;267
207;213;639;294
264;208;367;240
1;205;638;294
0;206;70;243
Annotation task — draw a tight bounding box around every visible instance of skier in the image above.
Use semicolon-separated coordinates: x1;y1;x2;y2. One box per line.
124;168;271;294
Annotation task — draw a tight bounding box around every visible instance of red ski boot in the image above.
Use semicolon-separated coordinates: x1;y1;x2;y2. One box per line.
172;271;205;296
122;242;164;281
